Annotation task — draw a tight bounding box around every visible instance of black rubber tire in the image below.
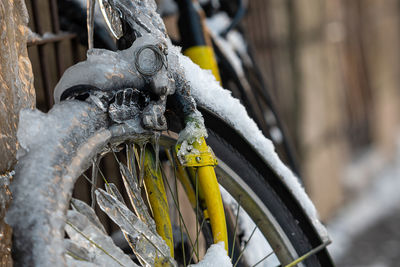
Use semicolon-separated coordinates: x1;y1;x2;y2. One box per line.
207;128;320;266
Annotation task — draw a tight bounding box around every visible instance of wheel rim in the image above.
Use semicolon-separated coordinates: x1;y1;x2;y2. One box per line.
68;126;302;266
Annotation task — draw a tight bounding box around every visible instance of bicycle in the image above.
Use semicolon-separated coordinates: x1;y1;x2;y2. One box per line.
6;0;333;266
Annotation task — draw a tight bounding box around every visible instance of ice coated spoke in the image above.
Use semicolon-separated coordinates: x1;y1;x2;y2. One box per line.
91;161;98;209
66;251;88;262
105;183;125;202
126;143;137;179
70;198;107;233
65;239;92;262
153;132;161;172
119;161;156;232
230;202;241;260
138;142;147;187
66;221;126;266
234;226;258;267
95;188;177;266
251;251;274;267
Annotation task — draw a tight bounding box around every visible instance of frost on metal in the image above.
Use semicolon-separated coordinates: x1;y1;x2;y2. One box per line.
53;0;206;144
70;198;107;234
119;162;157;232
65;210;138;267
5;101;110;266
95;188;176;266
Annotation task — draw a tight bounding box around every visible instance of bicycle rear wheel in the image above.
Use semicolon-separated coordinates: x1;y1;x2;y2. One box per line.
7;100;332;266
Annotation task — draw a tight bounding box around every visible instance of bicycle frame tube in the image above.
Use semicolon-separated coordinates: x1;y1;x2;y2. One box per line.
177;0;221;82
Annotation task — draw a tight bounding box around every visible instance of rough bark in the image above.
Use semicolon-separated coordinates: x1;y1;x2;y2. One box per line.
0;0;35;265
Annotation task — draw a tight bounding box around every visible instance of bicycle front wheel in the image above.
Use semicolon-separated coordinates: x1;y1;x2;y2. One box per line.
7;100;332;266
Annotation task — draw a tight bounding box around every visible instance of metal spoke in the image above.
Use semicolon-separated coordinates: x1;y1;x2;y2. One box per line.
188;217;206;264
93;158;110;186
284;240;331;267
195;169;199;259
234;226;258;267
230;202;241;260
171;158;187;266
161;156;200;261
251;251;274;267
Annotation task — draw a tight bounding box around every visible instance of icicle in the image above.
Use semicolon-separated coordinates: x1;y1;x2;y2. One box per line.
153;131;161;172
65;210;138;267
105;183;125;204
119;162;157;233
64;239;92;262
90;160;98;209
138;141;147;187
126;143;138;180
95;189;176;266
71;198;107;234
86;0;95;50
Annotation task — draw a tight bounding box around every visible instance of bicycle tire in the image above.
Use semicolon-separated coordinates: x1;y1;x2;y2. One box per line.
6;100;332;266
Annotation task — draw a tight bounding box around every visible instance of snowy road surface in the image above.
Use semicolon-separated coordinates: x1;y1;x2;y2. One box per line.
328;145;400;267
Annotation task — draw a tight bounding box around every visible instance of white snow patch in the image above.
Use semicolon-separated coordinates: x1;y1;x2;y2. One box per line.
169;45;329;241
206;13;250;66
188;242;231;267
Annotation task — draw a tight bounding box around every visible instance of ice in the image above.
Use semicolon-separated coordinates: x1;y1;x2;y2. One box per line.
138;142;147;187
64;239;92;262
188;242;232;267
152;131;161;171
95;188;176;266
105;182;126;203
119;162;157;233
70;198;107;234
104;183;155;267
65;210;138;267
91;161;98;208
177;110;208;145
65;256;97;267
6;101;110;266
167;45;329;241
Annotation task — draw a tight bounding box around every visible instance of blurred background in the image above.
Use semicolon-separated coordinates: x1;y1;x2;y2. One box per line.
1;0;400;266
242;1;400;266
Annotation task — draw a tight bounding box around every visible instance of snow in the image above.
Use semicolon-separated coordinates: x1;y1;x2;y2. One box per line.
189;242;232;267
169;45;329;241
328;143;400;260
219;187;279;267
